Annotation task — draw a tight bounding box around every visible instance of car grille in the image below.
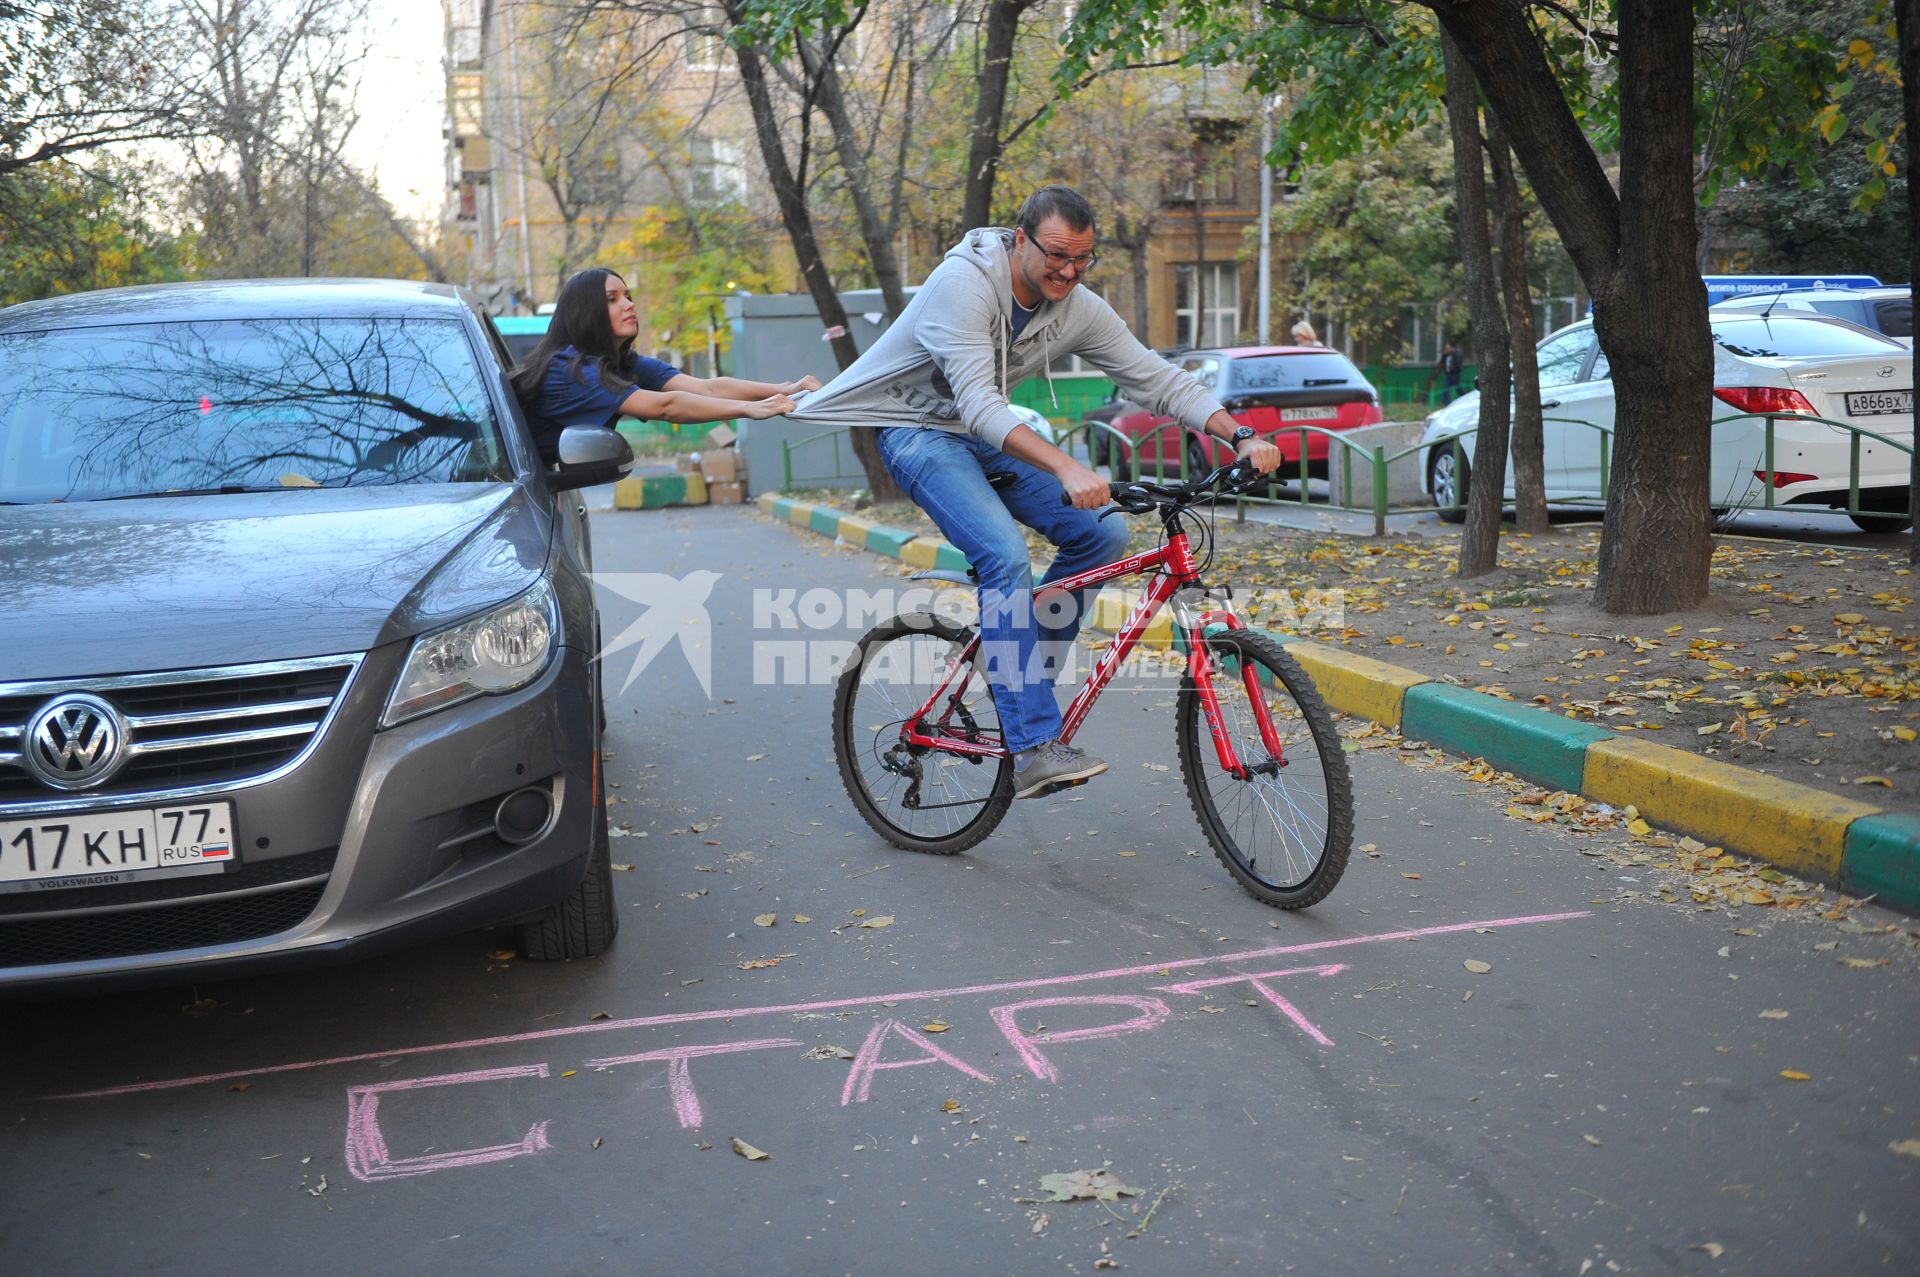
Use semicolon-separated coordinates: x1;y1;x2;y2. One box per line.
0;877;330;967
0;656;359;807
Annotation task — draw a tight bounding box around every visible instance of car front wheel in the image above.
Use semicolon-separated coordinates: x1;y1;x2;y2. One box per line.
1430;447;1469;525
521;728;620;960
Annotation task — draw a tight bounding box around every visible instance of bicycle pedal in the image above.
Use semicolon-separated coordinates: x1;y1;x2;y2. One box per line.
1035;777;1092;797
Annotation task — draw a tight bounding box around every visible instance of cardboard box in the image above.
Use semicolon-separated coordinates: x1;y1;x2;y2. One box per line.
707;479;745;506
675;453;700;473
705;423;738;450
700;447;742;483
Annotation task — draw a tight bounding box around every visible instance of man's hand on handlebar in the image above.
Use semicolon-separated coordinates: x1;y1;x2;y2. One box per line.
1236;435;1283;475
1057;459;1110;511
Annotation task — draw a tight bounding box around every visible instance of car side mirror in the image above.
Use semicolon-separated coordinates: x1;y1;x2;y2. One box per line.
548;426;634;492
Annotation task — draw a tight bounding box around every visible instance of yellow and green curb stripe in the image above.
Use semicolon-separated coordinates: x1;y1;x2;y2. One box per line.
761;492;1919;912
614;472;706;509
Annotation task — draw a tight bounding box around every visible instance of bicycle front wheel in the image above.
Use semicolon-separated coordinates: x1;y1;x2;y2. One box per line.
833;612;1013;855
1177;629;1352;908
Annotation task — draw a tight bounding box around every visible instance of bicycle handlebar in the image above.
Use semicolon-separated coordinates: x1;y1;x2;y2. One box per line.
1061;461;1264;512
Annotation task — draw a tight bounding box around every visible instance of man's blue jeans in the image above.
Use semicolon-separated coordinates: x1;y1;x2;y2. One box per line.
876;426;1129;754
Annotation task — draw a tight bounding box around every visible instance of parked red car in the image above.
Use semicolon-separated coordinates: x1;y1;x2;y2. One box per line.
1094;345;1382;482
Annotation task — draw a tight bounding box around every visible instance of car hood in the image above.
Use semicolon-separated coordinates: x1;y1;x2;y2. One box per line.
0;485;550;681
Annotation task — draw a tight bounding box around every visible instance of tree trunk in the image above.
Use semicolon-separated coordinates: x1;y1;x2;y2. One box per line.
1487;112;1546;534
729;32;902;500
1425;0;1712;614
1588;0;1713;613
808;45;909;318
1442;31;1510;578
960;0;1031;230
1898;0;1919;563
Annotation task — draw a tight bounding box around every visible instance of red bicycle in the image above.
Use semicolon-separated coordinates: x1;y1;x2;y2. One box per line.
833;464;1352;909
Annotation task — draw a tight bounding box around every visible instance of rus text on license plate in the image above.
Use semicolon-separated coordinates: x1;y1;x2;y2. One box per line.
0;802;235;893
1280;405;1339;422
1845;389;1913;416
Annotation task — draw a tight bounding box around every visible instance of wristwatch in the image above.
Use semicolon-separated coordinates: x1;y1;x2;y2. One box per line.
1229;425;1257;446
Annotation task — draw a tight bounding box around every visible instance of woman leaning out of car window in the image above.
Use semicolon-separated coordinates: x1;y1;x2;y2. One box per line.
509;267;819;459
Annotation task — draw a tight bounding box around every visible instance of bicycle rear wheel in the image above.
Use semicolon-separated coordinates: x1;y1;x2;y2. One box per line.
833;612;1013;854
1177;629;1352;908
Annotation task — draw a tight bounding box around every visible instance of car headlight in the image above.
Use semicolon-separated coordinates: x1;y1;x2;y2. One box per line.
382;579;558;727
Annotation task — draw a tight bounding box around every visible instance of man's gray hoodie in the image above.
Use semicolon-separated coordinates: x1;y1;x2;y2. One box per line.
783;227;1226;449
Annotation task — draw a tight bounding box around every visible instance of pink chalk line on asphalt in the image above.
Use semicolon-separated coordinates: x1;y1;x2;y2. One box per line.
50;909;1590;1100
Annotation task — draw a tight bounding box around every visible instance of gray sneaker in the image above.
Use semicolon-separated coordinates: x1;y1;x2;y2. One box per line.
1012;741;1110;799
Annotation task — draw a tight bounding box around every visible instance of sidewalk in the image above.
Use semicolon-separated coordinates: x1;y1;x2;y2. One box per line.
757;491;1920;916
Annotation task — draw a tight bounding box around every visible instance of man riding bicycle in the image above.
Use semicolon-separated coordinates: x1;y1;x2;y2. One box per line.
789;185;1281;798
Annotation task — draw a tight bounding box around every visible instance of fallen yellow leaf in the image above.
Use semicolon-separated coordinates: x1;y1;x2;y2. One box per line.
1853;776;1893;788
731;1137;771;1160
1779;1070;1812;1082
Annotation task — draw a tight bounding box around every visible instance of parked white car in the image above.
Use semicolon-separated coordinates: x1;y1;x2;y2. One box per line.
1712;286;1912;349
1422;314;1913;531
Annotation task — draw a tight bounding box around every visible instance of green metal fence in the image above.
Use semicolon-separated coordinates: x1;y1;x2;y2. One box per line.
1423;412;1912;527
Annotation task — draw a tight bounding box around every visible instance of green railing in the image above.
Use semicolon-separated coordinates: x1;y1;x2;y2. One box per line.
1426;412;1913;526
1055;417;1411;537
781;410;1910;537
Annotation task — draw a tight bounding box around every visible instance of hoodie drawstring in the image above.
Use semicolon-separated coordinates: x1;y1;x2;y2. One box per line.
1042;328;1058;411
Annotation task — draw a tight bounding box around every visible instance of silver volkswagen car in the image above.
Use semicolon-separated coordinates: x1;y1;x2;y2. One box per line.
0;279;631;993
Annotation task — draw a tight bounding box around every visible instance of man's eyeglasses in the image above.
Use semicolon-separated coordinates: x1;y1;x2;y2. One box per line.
1026;241;1098;272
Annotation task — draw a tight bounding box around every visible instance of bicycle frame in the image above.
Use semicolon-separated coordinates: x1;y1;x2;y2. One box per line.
897;522;1287;778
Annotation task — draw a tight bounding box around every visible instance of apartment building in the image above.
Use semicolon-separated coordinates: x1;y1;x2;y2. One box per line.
439;0;1280;360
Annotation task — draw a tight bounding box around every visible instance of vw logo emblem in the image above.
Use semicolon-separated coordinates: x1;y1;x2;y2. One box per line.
23;694;127;790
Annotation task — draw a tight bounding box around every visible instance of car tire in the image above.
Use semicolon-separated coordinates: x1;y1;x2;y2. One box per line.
1110;446;1135;484
1430;447;1469;525
521;748;620;961
1186;436;1209;480
1089;430;1109;468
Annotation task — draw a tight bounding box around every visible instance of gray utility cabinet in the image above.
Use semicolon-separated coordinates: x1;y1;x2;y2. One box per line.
721;288;915;495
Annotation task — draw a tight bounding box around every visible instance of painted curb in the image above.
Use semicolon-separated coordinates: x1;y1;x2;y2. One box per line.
1840;812;1920;903
614;472;706;509
1402;683;1614;796
760;494;1915;910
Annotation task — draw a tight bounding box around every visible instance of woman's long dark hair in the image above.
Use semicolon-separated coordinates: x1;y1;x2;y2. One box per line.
509;267;637;409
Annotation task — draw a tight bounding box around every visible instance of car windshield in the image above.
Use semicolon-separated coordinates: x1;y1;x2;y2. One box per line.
1227;353;1361;392
0;317;510;504
1710;315;1904;359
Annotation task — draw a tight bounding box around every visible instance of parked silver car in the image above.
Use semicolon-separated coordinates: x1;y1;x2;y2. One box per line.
0;280;631;993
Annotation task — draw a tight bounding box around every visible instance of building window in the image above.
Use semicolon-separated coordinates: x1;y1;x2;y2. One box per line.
690;137;746;203
685;10;727;71
1175;264;1239;349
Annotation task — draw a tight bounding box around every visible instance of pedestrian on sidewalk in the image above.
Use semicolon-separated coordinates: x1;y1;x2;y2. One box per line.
1428;339;1466;404
785;184;1281;799
1290;320;1324;347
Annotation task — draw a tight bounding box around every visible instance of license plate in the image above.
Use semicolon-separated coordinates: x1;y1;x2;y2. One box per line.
1280;406;1339;422
1845;389;1913;416
0;802;235;893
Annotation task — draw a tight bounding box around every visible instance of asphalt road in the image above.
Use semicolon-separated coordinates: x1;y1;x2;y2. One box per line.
3;505;1916;1276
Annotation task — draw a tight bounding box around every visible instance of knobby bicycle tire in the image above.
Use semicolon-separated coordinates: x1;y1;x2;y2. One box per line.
833;612;1014;855
1177;629;1353;908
